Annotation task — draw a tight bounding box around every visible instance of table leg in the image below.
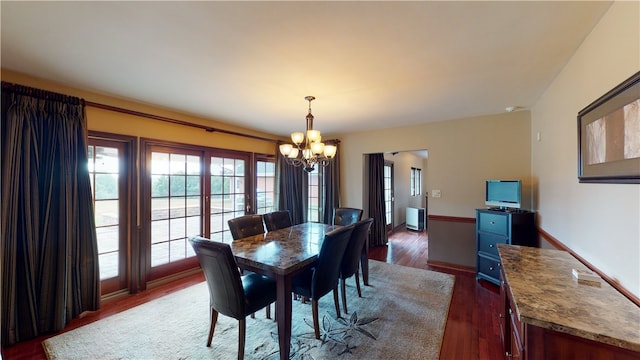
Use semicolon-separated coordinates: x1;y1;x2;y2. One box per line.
276;275;292;360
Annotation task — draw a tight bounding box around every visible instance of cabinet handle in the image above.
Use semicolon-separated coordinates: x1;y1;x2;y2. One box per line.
506;351;512;359
490;221;495;225
489;266;494;271
489;244;494;248
508;308;513;315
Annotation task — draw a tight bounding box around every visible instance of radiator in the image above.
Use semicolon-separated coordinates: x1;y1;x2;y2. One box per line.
406;207;425;231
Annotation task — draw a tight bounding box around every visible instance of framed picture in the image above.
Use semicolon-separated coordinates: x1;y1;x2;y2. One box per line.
578;71;640;183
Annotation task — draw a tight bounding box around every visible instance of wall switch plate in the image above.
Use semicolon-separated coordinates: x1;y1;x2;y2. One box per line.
432;189;442;198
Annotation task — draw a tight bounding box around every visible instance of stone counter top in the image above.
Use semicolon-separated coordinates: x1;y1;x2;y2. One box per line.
497;244;640;352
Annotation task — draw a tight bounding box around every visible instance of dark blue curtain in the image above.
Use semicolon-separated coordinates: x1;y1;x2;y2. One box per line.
275;143;308;225
321;140;340;225
1;82;100;346
367;153;388;247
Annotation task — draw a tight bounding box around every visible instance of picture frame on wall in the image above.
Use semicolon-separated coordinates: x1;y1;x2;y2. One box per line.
577;71;640;184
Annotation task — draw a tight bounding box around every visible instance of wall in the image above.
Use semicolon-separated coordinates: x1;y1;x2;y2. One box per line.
1;70;279;155
341;111;532;266
341;111;533;216
531;1;640;298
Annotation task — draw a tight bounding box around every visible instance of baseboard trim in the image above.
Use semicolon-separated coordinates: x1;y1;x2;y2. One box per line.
428;214;475;223
538;227;640;307
146;267;203;289
427;259;475;274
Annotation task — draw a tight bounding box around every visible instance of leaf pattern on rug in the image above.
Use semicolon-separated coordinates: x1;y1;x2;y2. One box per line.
263;311;379;359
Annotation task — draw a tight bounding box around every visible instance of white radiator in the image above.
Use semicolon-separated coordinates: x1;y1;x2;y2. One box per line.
406;207;425;231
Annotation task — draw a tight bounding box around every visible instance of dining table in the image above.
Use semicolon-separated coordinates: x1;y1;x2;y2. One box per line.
229;222;340;360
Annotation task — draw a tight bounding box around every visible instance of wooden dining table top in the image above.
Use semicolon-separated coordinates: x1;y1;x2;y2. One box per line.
229;222;341;275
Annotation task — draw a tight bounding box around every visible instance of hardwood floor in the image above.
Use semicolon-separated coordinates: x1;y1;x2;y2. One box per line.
2;228;503;360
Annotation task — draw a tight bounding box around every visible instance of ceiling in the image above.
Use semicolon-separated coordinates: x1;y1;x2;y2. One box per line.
1;1;611;138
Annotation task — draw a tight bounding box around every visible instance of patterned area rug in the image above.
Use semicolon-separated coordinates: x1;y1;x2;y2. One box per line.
43;260;454;360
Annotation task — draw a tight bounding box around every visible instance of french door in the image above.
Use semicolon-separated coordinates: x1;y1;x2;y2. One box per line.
142;142;252;282
88;134;135;295
384;161;394;233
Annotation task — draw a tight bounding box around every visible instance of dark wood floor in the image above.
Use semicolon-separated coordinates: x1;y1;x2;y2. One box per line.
2;228;504;360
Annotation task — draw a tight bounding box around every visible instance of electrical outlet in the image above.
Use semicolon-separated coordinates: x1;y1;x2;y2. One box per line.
432;189;442;198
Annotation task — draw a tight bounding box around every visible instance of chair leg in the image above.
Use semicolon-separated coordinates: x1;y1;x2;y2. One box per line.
355;269;362;297
265;304;271;319
312;299;320;339
207;308;219;347
238;319;246;360
341;278;348;314
333;288;341;318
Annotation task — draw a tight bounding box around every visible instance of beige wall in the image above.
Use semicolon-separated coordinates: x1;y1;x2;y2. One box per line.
341;110;532;218
1;70;280;154
531;1;640;298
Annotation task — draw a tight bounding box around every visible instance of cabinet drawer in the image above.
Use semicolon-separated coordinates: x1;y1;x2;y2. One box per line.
478;211;508;235
478;255;501;280
478;232;507;256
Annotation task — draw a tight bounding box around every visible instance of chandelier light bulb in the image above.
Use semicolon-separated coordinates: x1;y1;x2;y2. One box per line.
291;132;305;145
307;130;321;143
279;144;293;156
311;141;325;154
324;145;337;158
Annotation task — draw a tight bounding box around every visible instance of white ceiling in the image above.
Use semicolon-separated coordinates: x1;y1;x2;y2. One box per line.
1;1;611;138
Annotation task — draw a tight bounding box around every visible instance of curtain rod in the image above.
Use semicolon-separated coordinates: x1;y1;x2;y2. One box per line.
85;101;279;143
2;81;84;105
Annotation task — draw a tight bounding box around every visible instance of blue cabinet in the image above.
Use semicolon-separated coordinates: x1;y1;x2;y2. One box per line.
475;209;536;285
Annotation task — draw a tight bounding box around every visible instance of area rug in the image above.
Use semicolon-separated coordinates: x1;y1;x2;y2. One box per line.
42;260;454;360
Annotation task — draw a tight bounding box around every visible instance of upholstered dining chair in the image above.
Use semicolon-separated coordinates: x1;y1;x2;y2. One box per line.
227;214;271;319
333;207;363;226
291;225;354;339
188;236;277;360
339;218;374;314
263;210;292;232
227;214;265;240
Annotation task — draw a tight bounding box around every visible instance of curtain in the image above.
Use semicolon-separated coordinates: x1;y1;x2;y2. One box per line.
321;140;340;224
367;153;388;247
1;82;100;346
275;143;308;225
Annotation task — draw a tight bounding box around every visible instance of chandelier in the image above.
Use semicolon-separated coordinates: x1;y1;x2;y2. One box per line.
279;96;337;172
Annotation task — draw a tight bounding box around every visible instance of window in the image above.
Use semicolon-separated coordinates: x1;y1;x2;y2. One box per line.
209;155;247;243
384;161;394;231
255;158;275;215
411;167;422;196
307;167;320;222
149;151;202;267
88;133;135;295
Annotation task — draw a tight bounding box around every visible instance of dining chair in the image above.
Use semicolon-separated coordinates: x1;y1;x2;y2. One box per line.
227;214;271;319
339;218;374;314
263;210;292;232
227;214;265;240
291;224;354;339
188;236;277;360
333;207;363;226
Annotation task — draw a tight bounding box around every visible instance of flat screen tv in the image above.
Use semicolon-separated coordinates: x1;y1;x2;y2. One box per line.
485;180;521;209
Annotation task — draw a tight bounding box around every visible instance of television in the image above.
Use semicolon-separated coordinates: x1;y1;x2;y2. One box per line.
485;180;521;209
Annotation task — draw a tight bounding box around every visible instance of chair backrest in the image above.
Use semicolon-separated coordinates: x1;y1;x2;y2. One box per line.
227;214;265;240
188;236;245;320
340;218;374;279
333;207;363;226
311;225;354;299
263;210;292;232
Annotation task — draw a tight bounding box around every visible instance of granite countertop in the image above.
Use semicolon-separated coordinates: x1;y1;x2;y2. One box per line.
498;244;640;352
